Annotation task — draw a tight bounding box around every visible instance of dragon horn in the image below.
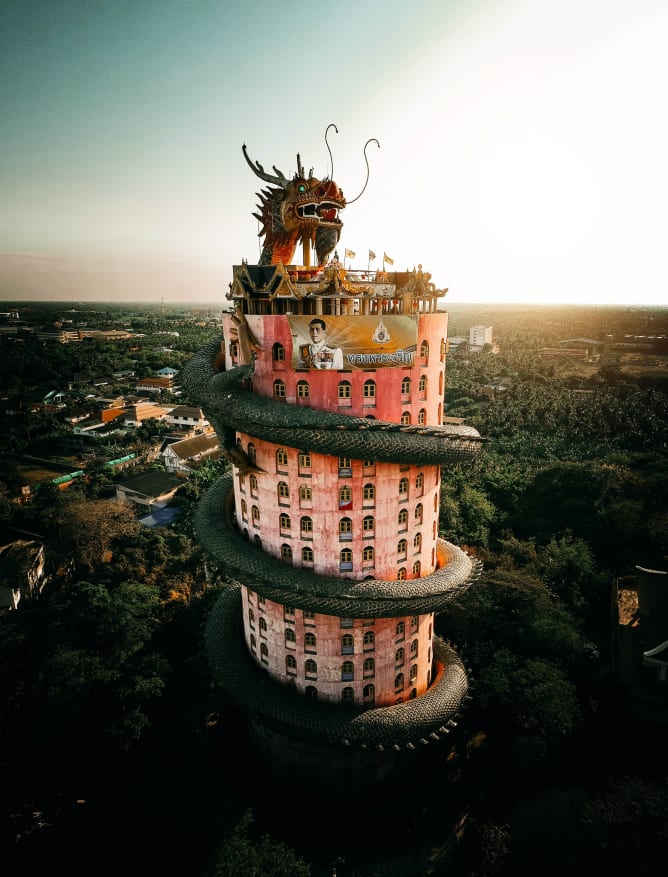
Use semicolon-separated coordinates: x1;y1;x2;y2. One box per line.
242;144;289;187
296;153;305;178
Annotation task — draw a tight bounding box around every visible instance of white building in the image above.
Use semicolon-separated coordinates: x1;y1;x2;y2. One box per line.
469;325;493;347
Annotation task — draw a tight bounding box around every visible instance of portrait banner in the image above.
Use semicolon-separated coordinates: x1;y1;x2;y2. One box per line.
288;315;418;371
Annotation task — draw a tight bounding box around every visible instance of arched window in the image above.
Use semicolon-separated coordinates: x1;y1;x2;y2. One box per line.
415;503;423;523
416;472;424;491
363;379;376;399
240;499;247;520
438;402;442;424
412;560;421;578
254;535;262;549
440;337;446;361
414;533;422;551
339;486;352;508
249;474;258;495
341;661;354;681
401;376;411;395
438;371;443;394
276;448;288;468
285;628;296;645
339;517;353;539
398;508;408;528
362;546;374;562
363;483;375;501
363;683;375;703
342;634;354;654
434;493;439;511
305;632;317;651
302;546;314;563
362;515;375;533
399;477;409;496
411;615;419;631
277;481;290;500
396;621;405;638
305;659;317;677
250;633;256;652
363;657;375;676
281;544;293;563
248;608;255;627
298;451;311;469
296;380;310;398
395;647;405;665
248;443;257;463
299;484;312;502
338;380;352;399
363;631;375;650
260;642;268;661
394;673;404;690
301;516;313;535
410;639;418;657
420;340;429;361
400;411;411;425
273;379;286;398
342;687;354;703
259;617;267;636
398;539;408;558
397;567;407;580
418;408;426;425
410;664;418;681
340;548;353;568
279;512;291;531
286;654;297;672
305;685;318;701
272;341;285;361
419;375;427;394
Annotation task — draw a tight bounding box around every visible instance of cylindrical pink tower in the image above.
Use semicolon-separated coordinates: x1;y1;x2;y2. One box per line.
184;264;483;783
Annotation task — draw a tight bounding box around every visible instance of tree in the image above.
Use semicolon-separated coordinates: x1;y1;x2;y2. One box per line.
210;811;311;877
58;495;139;573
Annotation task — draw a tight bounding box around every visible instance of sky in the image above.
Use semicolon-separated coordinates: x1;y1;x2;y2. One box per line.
1;0;667;305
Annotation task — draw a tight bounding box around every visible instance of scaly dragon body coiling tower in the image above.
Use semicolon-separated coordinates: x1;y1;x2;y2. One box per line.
182;142;483;784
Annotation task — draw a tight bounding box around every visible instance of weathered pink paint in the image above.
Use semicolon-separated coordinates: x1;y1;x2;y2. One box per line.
231;311;449;707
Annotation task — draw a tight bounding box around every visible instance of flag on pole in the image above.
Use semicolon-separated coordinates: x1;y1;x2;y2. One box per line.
383;252;394;265
368;250;376;261
344;248;355;260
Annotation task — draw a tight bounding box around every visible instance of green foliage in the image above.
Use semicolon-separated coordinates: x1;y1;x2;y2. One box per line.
463;779;668;877
440;481;496;547
210;811;311;877
476;648;581;741
0;578;169;784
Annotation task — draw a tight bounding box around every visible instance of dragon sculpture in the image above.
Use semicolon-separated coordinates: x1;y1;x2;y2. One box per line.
242;143;346;266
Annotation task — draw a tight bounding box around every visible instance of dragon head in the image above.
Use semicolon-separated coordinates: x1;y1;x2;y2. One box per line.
242;144;346;266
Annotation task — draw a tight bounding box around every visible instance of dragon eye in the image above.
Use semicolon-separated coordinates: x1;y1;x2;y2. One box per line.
297;183;307;193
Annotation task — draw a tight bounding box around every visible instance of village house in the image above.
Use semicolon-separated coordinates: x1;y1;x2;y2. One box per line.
115;471;182;511
161;433;220;475
0;539;47;614
164;405;210;433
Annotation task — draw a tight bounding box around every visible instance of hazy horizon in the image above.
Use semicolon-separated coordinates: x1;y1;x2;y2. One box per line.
3;1;667;307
